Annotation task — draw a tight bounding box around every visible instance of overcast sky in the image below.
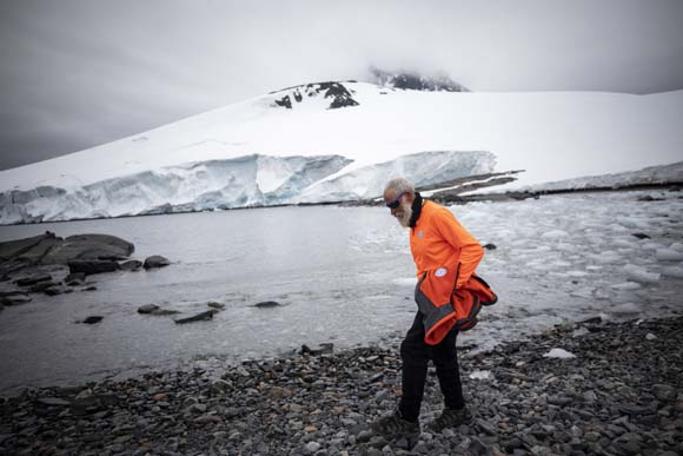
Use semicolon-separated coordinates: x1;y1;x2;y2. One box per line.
1;0;682;171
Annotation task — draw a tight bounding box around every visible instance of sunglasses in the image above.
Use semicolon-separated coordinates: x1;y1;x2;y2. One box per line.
386;192;407;209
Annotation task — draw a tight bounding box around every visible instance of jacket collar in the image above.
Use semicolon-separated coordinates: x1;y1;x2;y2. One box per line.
409;192;423;228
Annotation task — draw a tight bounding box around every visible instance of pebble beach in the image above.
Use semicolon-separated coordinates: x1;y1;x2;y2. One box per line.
1;314;681;456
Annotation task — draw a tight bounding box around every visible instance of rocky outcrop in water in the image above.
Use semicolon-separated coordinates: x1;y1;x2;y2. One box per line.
0;233;168;303
0;316;680;455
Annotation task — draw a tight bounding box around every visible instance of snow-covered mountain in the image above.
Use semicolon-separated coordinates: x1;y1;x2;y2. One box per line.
1;79;682;224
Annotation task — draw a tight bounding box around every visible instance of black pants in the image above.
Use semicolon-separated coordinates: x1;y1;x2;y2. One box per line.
398;311;465;422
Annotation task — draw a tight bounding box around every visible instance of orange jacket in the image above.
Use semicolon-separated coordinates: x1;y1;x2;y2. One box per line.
410;200;484;287
410;200;497;345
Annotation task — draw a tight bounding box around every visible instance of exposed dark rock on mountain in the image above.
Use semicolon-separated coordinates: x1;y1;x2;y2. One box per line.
370;67;469;92
271;81;360;110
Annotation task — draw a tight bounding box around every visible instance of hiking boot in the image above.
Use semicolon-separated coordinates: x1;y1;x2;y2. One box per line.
370;410;420;440
426;407;472;432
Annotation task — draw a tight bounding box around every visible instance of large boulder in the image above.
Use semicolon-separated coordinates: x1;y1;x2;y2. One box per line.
143;255;170;270
120;260;143;271
42;234;134;264
67;260;120;275
0;232;58;261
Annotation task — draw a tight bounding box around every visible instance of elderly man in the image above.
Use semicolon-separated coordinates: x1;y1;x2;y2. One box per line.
371;177;496;439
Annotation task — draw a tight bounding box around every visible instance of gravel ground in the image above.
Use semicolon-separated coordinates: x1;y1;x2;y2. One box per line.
1;315;681;456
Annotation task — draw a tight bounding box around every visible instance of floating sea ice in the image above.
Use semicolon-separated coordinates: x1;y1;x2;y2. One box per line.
566;270;589;278
611;302;641;314
612;239;634;249
541;230;569;240
655;248;683;262
645;333;657;341
670;242;683;251
591;251;623;264
623;264;661;284
593;288;611;300
543;348;576;359
607;222;628;232
392;278;417;287
569;288;594;299
552;260;572;268
555;242;575;252
661;266;683;279
610;281;642;291
469;370;492;380
641;241;661;251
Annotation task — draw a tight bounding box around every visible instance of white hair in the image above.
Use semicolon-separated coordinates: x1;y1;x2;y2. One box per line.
384;177;415;195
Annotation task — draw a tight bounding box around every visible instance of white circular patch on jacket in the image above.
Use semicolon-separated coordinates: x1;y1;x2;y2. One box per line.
435;267;448;277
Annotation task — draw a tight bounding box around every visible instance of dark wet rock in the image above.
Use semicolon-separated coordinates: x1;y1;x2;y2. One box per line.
14;273;52;287
78;316;103;324
579;316;603;325
0;232;58;261
547;395;572;407
653;384;677;402
65;272;86;285
137;304;180;316
138;304;160;314
43;285;70;296
637;195;664;202
41;234;134;264
174;309;216;324
475;418;498;435
253;300;281;308
36;397;71;407
68;259;119;275
152;308;180;316
120;260;143;271
300;343;334;355
29;280;59;293
207;301;225;310
483;243;497;250
0;288;28;298
143;255;171;269
631;232;651;239
0;295;32;306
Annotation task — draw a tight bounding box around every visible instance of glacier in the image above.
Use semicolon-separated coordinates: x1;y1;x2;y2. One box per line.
296;150;495;202
0;151;494;224
1;79;682;223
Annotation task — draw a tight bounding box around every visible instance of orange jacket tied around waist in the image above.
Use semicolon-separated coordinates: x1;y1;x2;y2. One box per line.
410;200;497;345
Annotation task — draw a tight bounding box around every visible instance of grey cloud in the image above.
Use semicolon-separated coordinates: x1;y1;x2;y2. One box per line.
1;0;683;170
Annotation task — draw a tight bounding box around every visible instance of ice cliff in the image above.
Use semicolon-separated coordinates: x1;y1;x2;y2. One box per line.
0;151;495;224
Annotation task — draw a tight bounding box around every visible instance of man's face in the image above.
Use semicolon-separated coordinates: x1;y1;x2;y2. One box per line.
384;190;413;228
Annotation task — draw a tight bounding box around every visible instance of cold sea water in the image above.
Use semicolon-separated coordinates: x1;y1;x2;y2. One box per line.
1;190;682;394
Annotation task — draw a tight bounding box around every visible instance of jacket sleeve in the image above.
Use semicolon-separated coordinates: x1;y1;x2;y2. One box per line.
432;208;484;289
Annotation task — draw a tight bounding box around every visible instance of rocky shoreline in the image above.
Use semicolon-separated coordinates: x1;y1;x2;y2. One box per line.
1;314;681;456
1;232;170;312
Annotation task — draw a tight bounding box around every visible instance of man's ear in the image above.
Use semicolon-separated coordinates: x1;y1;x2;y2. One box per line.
404;192;415;203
